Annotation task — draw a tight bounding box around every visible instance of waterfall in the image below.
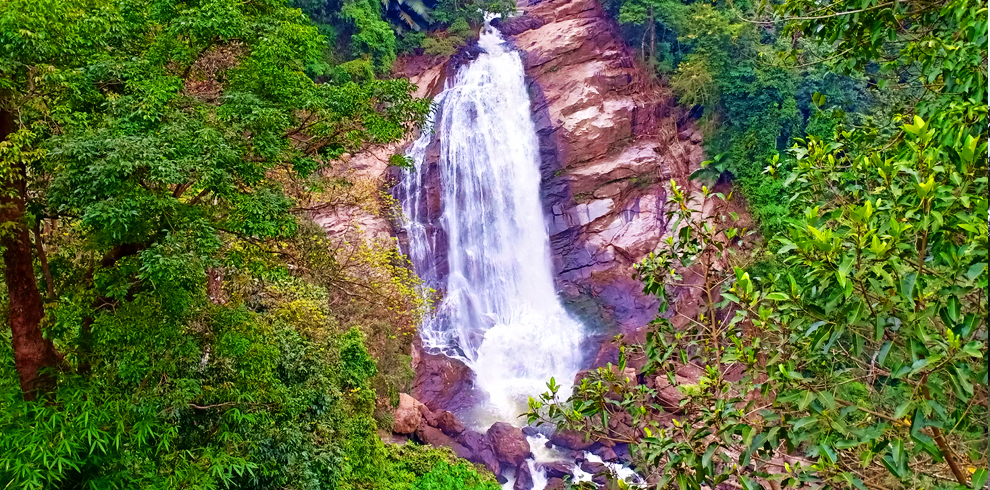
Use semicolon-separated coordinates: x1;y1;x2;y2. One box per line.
399;24;586;425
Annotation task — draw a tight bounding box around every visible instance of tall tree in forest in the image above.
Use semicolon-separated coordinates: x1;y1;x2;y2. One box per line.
0;0;101;398
0;0;426;399
0;0;471;488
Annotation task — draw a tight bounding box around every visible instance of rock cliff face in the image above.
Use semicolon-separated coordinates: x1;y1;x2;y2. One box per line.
506;0;706;340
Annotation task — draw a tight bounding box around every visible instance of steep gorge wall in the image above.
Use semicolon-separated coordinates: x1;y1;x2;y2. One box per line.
504;0;707;346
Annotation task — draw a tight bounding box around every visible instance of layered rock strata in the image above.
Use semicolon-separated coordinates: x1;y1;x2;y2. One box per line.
506;0;707;339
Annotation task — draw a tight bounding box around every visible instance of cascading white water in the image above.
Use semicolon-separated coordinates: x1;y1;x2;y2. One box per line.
400;23;585;425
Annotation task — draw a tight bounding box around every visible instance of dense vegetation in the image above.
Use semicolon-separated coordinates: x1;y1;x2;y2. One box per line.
603;0;985;236
2;0;986;487
289;0;514;75
0;0;504;488
529;0;987;488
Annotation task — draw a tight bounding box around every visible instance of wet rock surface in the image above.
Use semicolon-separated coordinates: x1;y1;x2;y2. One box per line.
539;461;573;479
513;461;535;490
409;341;478;413
580;460;610;485
492;14;546;35
487;422;533;467
415;423;472;459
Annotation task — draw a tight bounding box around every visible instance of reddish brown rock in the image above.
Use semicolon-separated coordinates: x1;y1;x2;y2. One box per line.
508;0;721;338
545;477;568;490
606;409;637;440
477;447;502;478
487;422;532;467
393;393;425;434
580;460;610;485
410;345;477;412
433;410;466;437
456;429;501;476
550;429;596;451
539;462;573;479
492;14;545;35
415;424;472;460
513;462;534;490
676;363;705;382
593;445;618;462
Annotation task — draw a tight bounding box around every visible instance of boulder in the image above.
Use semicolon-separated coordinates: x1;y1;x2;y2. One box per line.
457;430;500;476
613;443;632;463
433;410;466;437
593;445;618;462
418;404;439;427
513;462;534;490
550;429;596;451
415;424;472;460
539;462;572;479
456;430;487;453
656;383;686;412
580;461;609;485
676;363;705;383
477;447;502;478
606;409;637;440
545;477;568;490
573;369;594;386
393;393;425;434
689;129;703;144
487;422;532;466
411;348;476;412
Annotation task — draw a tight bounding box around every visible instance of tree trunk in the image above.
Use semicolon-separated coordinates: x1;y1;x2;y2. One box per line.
0;107;60;400
33;220;55;299
649;8;656;64
207;267;226;305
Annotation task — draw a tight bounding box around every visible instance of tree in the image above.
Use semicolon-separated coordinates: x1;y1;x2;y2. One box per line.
0;0;455;487
526;0;988;486
0;0;427;398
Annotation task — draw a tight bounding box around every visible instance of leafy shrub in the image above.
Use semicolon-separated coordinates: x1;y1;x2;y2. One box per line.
421;35;464;57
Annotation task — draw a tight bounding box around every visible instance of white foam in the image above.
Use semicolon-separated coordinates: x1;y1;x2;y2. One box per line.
400;22;585;425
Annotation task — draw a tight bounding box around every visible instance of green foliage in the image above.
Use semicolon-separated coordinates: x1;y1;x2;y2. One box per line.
418;18;475;57
604;0;872;235
0;0;486;488
397;31;428;54
775;0;988;145
421;35;466;57
429;0;515;26
668;59;715;107
744;115;988;488
410;461;500;490
530;127;988;486
529;0;988;486
342;0;398;71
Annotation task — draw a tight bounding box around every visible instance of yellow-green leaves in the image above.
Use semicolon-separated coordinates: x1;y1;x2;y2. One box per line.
902;115;933;143
914;174;936;200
